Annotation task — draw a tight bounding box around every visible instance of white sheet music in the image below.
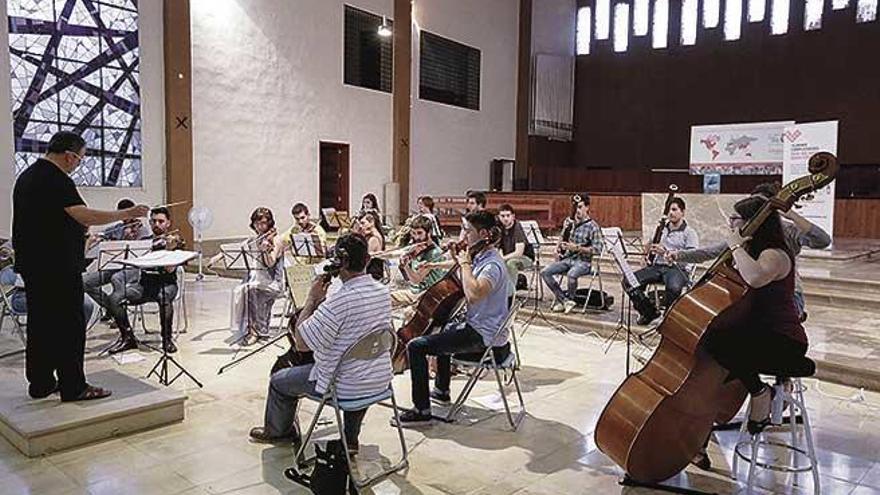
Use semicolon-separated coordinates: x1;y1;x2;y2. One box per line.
291;233;324;258
119;250;198;269
520;220;546;245
602;228;640;288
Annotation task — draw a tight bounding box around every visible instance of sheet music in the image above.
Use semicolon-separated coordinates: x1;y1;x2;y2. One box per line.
520;220;545;245
602;228;640;287
90;239;154;271
291;233;325;258
219;241;265;270
119;250;198;269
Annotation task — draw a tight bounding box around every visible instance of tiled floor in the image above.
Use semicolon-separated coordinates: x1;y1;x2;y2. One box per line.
1;275;879;494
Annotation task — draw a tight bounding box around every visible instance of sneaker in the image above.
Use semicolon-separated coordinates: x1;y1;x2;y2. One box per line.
391;408;434;427
563;300;577;314
248;426;300;445
430;389;451;405
551;302;565;312
163;339;178;354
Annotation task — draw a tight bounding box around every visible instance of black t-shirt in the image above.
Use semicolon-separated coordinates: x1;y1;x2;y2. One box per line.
12;159;86;276
500;221;535;261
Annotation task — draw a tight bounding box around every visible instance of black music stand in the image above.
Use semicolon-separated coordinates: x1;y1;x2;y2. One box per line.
518;221;569;335
221;242;273;349
122;251;203;388
601;229;643;376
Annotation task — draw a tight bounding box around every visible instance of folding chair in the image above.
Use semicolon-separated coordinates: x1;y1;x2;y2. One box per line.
293;326;409;489
446;300;526;431
0;282;27;354
135;266;188;336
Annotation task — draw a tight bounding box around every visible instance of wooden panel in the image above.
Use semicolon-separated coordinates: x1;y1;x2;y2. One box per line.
163;0;193;243
514;0;531;189
392;0;412;220
835;199;880;239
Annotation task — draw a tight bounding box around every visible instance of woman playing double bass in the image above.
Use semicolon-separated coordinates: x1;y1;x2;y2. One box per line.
704;193;808;434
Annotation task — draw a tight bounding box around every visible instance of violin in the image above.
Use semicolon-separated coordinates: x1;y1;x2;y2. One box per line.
594;152;839;483
152;229;185;251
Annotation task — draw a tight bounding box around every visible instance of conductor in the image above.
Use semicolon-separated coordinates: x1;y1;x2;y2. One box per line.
12;131;149;401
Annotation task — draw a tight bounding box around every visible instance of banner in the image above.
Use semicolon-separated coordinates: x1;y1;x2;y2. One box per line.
782;121;838;246
690;121;794;175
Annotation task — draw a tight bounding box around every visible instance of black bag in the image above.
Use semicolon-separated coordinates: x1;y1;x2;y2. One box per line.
284;440;355;495
515;273;528;291
571;288;614;310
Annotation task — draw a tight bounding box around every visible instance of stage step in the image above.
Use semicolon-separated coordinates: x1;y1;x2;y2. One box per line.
0;368;186;457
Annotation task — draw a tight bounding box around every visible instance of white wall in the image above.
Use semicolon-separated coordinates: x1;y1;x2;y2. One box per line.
0;0;166;238
410;0;519;206
191;0;518;239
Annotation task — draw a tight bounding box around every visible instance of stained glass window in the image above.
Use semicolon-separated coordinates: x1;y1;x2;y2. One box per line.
7;0;142;187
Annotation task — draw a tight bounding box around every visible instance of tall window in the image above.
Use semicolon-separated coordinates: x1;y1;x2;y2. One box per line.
682;0;698;45
596;0;611;39
653;0;670;48
419;31;481;111
725;0;743;39
577;6;592;54
704;0;721;27
771;0;790;34
7;0;142;187
832;0;849;9
634;0;650;36
344;5;393;93
857;0;878;21
805;0;823;30
613;3;630;52
749;0;767;21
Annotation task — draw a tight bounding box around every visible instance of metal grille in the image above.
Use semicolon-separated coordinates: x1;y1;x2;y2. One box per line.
419;31;480;111
343;5;393;93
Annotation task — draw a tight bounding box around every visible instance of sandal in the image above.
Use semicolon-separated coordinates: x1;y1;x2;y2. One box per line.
62;384;112;402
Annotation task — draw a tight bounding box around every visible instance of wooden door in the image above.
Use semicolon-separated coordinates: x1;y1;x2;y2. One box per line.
319;142;350;212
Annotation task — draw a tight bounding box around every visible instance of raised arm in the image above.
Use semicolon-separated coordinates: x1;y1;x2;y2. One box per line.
66;204;149;227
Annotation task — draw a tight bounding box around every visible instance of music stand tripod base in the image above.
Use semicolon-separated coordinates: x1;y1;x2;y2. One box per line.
148;350;203;388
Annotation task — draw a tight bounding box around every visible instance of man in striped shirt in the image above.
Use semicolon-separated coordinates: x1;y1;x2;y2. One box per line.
249;233;392;452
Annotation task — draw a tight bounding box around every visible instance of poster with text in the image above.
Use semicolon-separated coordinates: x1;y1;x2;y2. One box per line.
782;120;838;247
690;121;794;175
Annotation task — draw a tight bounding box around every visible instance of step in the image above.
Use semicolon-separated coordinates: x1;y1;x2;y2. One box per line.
0;368;186;457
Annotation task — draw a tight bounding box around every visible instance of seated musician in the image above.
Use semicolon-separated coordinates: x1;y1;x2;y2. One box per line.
390;216;447;308
97;207;182;354
416;195;443;242
357;210;386;253
540;194;603;314
394;210;510;426
703;195;809;435
249;233;392;452
668;183;830;320
274;203;327;262
624;197;699;326
497;204;536;297
83;199;151;318
358;192;382;219
229;207;284;345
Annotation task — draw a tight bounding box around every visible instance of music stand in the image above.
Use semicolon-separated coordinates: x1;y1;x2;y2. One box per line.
92;240;153;356
121;250;203;388
601;228;643;376
291;233;325;261
221;241;274;348
517;221;569;335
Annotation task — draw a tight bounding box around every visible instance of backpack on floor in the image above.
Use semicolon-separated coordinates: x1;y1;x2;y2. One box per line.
572;288;615;310
285;440;356;495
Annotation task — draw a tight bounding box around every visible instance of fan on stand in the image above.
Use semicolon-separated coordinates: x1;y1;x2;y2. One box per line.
187;206;214;281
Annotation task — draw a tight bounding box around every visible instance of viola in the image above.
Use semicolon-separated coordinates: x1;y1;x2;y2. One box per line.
594;152;839;483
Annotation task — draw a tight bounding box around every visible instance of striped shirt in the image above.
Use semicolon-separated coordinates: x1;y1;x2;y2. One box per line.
299;274;393;398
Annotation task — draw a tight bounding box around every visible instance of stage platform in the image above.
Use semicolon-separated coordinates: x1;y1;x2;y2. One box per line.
0;369;186;457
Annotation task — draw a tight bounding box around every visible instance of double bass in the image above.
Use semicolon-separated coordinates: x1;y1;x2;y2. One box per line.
594;152;838;483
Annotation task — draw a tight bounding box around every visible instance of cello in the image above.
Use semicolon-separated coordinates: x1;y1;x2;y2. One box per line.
594;152;838;483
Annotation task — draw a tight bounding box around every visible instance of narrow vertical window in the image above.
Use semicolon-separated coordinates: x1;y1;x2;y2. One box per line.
653;0;669;48
614;3;630;52
682;0;698;45
725;0;743;39
577;6;592;54
748;0;767;21
805;0;823;29
771;0;790;34
832;0;849;9
704;0;721;27
856;0;878;21
596;0;611;39
634;0;650;35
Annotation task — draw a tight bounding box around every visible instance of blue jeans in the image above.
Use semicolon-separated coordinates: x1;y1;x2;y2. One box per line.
541;258;593;302
264;363;367;444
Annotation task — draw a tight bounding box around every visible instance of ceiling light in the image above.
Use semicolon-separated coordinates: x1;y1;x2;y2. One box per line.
378;16;392;37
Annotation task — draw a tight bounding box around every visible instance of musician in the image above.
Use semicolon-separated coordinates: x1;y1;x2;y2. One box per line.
624;198;699;326
274;203;327;262
498;204;536;296
98;207;182;355
668;184;830;319
395;210;510;426
540;194;603;314
229;207;284;345
357;210;386;253
249;233;392;452
390;216;447;308
358;192;382;218
417;195;443;241
704;194;809;435
12;130;148;401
